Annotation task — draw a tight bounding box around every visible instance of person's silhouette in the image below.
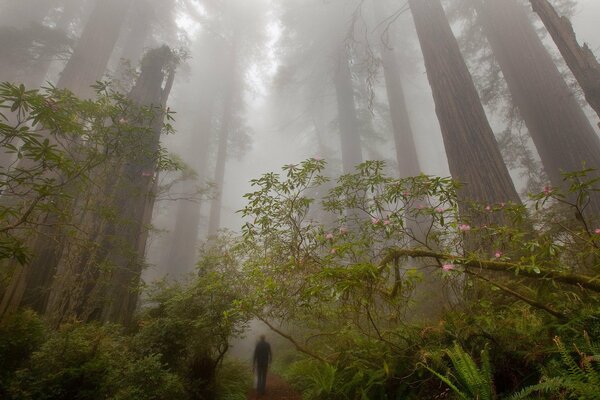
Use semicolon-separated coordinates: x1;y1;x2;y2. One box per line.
253;335;272;395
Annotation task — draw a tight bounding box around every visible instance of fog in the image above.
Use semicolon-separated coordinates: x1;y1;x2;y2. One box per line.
0;0;597;282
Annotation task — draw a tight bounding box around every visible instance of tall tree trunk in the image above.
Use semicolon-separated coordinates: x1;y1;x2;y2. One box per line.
334;52;363;175
58;0;134;97
372;0;420;178
166;104;214;276
0;0;137;320
44;47;176;326
114;0;154;81
26;0;88;88
529;0;600;126
476;0;600;213
207;41;239;238
408;0;520;206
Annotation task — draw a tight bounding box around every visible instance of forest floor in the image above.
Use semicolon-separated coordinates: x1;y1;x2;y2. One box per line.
246;373;302;400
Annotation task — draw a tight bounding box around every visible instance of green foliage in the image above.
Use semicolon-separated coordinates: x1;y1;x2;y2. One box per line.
7;323;184;400
235;159;600;399
510;335;600;400
426;342;495;400
284;359;338;400
214;360;253;400
134;238;249;399
0;81;178;265
0;310;46;394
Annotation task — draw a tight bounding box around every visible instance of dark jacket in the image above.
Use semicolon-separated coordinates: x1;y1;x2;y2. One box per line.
253;340;272;367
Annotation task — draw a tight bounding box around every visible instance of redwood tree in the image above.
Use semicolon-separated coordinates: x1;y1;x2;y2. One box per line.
408;0;520;206
529;0;600;126
474;0;600;212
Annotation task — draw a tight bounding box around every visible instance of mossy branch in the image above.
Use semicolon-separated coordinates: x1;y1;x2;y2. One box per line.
381;248;600;293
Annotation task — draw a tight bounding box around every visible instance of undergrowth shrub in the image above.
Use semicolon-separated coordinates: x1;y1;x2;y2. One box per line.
284;359;338;400
0;310;46;396
214;359;252;400
7;322;184;400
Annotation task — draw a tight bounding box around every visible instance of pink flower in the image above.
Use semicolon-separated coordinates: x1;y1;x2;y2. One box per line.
313;155;323;161
485;205;492;211
383;219;391;226
594;228;600;235
372;218;380;225
442;264;454;271
339;226;348;234
330;248;337;254
325;233;334;240
435;207;445;213
402;191;411;197
458;224;471;232
543;186;553;195
495;251;503;258
141;171;153;177
500;202;506;208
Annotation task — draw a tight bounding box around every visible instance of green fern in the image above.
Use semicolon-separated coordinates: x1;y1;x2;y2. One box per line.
509;334;600;400
427;342;496;400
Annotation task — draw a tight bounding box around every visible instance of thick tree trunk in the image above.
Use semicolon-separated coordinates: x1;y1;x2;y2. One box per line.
529;0;600;126
408;0;520;206
476;0;600;213
114;0;154;81
58;0;134;97
96;49;175;325
334;53;363;175
43;47;176;326
0;0;136;321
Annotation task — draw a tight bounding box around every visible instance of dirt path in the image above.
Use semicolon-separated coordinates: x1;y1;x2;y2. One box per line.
247;373;302;400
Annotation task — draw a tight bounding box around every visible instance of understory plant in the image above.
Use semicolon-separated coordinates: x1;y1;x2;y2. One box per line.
232;159;600;398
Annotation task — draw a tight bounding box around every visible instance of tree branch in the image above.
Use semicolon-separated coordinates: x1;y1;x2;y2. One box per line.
381;248;600;293
255;315;327;363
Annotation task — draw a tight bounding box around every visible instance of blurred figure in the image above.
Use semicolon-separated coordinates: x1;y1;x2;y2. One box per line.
253;335;272;395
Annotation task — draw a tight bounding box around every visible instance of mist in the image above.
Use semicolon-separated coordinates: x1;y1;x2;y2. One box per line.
1;0;600;399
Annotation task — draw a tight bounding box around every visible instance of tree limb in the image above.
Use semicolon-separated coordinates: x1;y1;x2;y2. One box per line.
381;248;600;293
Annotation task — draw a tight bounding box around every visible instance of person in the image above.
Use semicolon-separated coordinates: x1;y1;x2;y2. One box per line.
253;335;272;395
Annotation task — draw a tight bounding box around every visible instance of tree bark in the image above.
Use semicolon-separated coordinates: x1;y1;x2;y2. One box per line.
0;0;137;321
475;0;600;213
58;0;134;97
529;0;600;126
43;47;177;326
334;52;363;175
408;0;520;207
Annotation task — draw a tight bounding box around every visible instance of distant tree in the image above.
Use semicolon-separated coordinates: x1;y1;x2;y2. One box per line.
206;0;266;237
371;0;420;178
